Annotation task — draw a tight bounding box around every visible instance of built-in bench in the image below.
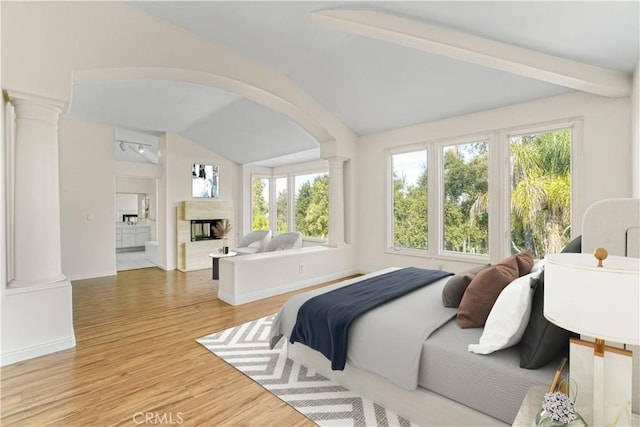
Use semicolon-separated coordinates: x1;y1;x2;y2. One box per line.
217;245;356;305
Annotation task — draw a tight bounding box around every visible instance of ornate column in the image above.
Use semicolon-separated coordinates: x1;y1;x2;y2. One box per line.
326;156;348;247
8;91;67;286
2;91;75;365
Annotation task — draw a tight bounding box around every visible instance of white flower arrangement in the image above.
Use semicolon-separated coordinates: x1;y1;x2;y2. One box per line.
541;391;578;424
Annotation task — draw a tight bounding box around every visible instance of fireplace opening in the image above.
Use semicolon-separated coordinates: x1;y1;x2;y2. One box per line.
190;219;224;241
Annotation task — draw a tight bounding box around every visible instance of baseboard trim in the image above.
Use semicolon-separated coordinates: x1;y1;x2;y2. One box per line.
67;270;117;281
1;336;76;367
217;269;358;305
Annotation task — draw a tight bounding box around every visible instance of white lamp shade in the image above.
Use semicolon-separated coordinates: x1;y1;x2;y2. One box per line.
544;253;640;345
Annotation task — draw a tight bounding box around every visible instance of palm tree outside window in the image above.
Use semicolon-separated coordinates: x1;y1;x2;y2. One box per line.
508;129;572;258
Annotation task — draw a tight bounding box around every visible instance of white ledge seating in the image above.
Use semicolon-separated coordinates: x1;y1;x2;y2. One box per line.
263;232;302;252
235;230;272;255
218;245;356;305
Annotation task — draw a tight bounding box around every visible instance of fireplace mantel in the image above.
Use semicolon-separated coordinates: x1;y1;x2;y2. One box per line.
182;200;232;220
177;200;233;272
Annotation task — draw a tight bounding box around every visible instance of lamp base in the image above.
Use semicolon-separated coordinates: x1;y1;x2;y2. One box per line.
569;338;633;426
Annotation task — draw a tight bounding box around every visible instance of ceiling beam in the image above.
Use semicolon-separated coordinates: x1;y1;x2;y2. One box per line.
311;9;631;98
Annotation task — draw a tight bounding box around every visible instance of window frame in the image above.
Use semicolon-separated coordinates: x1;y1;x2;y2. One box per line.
273;175;289;235
291;169;330;240
249;173;271;232
246;163;329;243
385;143;430;257
436;134;491;263
502;118;581;260
384;117;581;263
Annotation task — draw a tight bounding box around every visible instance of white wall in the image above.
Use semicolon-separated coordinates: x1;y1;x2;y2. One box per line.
58;116;241;276
59;116;117;280
115;176;155;195
158;133;241;271
632;59;639;198
355;91;632;274
1;90;7;357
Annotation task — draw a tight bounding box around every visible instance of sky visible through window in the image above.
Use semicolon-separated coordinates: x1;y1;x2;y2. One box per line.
260;172;326;200
393;151;426;187
295;172;325;194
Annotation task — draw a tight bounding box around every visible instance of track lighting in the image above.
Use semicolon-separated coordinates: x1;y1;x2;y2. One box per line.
116;139;152;154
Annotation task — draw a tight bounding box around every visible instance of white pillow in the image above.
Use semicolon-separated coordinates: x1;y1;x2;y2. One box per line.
468;270;541;355
530;259;545;273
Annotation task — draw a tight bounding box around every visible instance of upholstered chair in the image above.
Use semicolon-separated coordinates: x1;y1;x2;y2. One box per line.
235;230;272;255
263;232;303;252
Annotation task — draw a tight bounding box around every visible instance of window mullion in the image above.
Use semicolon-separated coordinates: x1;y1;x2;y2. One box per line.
268;176;276;234
385;149;394;250
491;130;510;263
428;142;439;257
288;174;295;233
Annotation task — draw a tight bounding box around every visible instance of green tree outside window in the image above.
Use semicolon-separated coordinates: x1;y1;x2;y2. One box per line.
251;177;269;230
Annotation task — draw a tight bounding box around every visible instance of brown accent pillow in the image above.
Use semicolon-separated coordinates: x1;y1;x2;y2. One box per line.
457;256;519;328
441;264;491;308
515;249;534;277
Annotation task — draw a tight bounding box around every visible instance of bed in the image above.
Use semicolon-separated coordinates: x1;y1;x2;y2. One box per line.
269;268;557;425
268;198;640;426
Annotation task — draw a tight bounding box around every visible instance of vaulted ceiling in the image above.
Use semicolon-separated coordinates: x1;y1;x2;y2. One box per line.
68;1;639;166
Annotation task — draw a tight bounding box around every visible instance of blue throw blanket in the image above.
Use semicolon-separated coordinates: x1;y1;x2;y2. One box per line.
288;267;453;370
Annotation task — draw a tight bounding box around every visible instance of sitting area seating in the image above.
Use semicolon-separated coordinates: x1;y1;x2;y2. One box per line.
235;230;272;255
263;232;302;252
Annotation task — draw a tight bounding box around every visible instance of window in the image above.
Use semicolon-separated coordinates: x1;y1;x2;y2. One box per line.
391;149;428;250
442;140;489;255
275;177;288;234
294;172;329;239
248;166;329;241
509;128;572;259
251;176;269;230
386;119;577;261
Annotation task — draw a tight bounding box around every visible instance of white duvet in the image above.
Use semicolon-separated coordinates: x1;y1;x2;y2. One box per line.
269;268;457;390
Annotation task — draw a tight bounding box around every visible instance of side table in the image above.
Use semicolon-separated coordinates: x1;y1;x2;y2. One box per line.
208;251;237;280
512;385;546;426
513;385;639;426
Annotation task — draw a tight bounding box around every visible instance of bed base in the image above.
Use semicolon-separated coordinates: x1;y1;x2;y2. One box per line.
288;342;507;426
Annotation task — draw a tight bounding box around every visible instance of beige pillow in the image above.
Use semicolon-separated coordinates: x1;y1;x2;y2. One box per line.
441;264;491;308
457;256;519;328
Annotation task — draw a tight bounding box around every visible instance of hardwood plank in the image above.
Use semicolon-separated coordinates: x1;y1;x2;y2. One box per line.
1;267;356;426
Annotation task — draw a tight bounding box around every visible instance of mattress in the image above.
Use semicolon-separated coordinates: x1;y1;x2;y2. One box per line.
419;319;560;424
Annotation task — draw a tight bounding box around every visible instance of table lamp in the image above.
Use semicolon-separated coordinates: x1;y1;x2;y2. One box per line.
545;249;640;426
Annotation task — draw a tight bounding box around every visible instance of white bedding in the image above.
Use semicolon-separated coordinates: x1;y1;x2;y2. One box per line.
269;267;457;390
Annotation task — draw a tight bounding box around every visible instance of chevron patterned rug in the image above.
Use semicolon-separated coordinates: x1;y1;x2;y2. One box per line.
197;314;413;427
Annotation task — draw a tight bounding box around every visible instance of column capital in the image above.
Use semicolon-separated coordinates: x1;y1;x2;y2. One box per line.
5;90;68;110
5;90;67;125
5;91;65;128
324;156;349;166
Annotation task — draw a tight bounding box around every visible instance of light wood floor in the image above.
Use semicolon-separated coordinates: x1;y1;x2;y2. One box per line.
1;267;350;426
